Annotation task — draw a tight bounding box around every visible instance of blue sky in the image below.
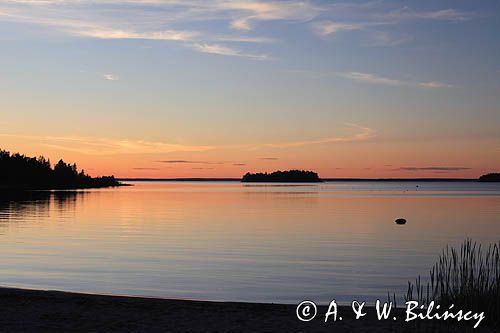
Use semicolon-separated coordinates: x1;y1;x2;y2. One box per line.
0;0;499;177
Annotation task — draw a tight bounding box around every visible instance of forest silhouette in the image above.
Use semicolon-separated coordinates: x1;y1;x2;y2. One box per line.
478;173;500;182
241;170;321;182
0;149;121;190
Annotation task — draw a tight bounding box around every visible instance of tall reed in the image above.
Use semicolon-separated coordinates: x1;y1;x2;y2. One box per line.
405;239;499;327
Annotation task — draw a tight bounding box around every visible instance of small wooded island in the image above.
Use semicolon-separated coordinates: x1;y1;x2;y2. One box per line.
241;170;322;183
0;149;123;190
478;173;500;182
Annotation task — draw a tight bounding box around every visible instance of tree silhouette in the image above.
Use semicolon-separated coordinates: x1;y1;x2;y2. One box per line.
0;149;121;189
478;173;500;182
241;170;321;182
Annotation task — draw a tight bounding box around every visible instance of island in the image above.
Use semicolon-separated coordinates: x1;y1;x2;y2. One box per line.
478;173;500;182
0;149;123;190
241;170;322;183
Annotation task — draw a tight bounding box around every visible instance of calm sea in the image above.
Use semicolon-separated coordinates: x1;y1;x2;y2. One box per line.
1;181;499;304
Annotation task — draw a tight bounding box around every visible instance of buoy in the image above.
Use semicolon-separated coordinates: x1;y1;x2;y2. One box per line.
395;218;407;225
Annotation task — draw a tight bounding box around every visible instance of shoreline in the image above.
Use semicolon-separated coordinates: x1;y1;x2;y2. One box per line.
0;286;493;332
118;178;480;182
0;183;130;191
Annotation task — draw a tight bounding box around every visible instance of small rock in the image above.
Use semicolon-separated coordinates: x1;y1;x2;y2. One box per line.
395;218;407;225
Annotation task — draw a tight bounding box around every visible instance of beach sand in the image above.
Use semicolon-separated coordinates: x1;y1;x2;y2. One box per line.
0;287;493;332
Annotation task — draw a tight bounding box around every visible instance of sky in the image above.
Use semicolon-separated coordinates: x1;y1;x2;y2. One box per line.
1;0;499;178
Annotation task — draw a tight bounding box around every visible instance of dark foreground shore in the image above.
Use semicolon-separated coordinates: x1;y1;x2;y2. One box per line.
0;287;495;332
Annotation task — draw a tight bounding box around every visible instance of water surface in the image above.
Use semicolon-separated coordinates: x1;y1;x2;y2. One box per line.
1;181;499;304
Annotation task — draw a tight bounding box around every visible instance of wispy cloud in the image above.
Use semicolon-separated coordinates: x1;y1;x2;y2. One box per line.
0;0;476;60
0;133;214;155
80;29;200;42
418;81;453;89
0;0;279;59
383;8;474;22
368;31;412;47
1;123;376;157
262;124;375;148
132;167;159;170
215;35;274;43
221;1;321;31
0;7;199;41
338;72;404;86
103;74;119;81
188;43;268;60
157;160;224;165
288;69;451;89
311;20;362;36
397;167;471;171
338;72;452;89
307;4;475;47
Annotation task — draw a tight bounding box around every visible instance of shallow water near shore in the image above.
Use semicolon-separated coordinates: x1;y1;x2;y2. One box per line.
0;181;499;304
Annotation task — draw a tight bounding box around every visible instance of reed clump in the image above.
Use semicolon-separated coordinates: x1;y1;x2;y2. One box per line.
405;239;499;327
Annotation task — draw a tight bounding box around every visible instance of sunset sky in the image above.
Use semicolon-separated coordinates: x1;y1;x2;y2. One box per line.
1;0;499;178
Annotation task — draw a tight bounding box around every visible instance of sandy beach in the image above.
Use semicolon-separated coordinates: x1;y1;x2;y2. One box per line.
0;287;494;332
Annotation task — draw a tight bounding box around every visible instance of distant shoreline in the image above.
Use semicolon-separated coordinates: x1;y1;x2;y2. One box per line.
118;178;479;182
0;149;125;190
0;183;130;191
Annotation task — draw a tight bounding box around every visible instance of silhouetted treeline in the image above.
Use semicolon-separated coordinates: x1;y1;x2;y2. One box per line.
478;173;500;182
0;149;121;190
241;170;321;182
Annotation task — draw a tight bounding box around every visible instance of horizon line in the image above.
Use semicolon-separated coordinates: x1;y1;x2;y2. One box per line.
117;177;479;182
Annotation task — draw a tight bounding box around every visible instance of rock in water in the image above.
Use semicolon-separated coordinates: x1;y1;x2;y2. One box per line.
395;218;407;225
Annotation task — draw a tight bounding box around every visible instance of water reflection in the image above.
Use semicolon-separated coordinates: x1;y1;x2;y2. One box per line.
0;191;85;226
0;182;499;304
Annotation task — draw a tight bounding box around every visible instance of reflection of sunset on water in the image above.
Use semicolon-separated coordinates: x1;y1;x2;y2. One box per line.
1;182;499;304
